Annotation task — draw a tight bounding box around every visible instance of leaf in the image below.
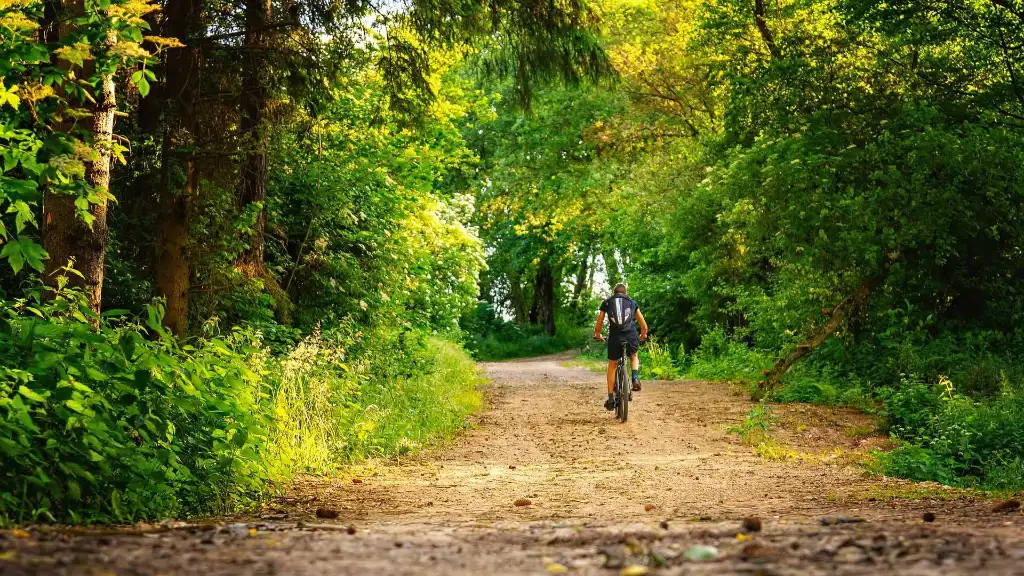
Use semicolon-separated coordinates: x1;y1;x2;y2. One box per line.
138;77;150;97
8;249;25;274
4;91;20;110
67;480;81;501
12;200;35;233
0;240;20;260
18;385;46;403
620;566;648;576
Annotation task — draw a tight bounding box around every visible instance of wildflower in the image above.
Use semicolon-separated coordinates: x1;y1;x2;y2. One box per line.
108;41;151;61
144;35;185;49
0;13;38;30
48;155;86;180
54;42;92;66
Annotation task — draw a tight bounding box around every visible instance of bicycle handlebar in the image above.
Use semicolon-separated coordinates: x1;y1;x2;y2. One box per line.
592;333;649;343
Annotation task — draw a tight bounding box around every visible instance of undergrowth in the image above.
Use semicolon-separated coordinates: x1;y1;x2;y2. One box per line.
727;404;777;446
465;323;591;361
1;286;484;525
683;326;1024;491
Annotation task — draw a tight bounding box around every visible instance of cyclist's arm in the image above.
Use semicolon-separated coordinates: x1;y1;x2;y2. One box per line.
636;310;649;340
593;310;606;338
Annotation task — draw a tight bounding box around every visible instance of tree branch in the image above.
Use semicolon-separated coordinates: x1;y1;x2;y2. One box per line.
202;20;298;43
998;26;1024;110
754;0;780;59
756;280;874;398
989;0;1024;24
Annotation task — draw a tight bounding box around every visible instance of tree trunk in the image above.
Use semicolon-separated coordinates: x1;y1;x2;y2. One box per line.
537;260;556;336
43;5;115;320
154;0;203;335
603;249;620;291
586;253;596;301
508;271;528;324
756;281;873;398
571;253;589;310
528;268;540;325
236;0;272;275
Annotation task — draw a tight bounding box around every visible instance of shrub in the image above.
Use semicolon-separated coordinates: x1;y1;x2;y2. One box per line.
270;326;484;468
1;286;486;524
687;329;771;383
639;336;680;380
0;288;282;524
875;375;1024;490
462;307;591;361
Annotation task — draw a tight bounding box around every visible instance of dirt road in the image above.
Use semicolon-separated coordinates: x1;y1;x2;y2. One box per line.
4;355;1023;575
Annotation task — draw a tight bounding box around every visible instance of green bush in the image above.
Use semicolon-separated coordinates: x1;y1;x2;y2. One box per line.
462;305;591;361
875;444;956;486
0;288;283;524
1;285;486;524
771;363;875;411
686;328;772;383
271;326;483;468
336;338;483;460
638;336;680;380
874;375;1024;490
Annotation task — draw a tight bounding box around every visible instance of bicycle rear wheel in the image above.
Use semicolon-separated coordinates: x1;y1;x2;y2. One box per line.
617;353;629;422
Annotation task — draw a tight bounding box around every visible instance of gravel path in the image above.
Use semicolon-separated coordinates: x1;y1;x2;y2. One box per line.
3;354;1023;575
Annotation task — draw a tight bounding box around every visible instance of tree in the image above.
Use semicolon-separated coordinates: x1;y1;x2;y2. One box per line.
153;0;201;335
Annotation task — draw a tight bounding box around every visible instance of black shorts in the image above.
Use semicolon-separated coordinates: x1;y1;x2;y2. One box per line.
608;331;640;361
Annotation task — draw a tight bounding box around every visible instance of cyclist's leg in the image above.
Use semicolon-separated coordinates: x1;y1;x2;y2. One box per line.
628;336;642;390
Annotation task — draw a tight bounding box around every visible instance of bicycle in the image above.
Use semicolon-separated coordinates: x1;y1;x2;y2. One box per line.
594;334;635;422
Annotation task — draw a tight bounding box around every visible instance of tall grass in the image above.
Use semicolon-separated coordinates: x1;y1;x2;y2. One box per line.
338;339;484;460
271;328;484;472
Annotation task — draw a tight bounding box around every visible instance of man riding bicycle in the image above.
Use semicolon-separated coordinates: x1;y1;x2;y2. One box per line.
593;283;648;411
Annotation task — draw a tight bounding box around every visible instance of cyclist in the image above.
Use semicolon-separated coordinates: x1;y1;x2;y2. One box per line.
593;283;648;411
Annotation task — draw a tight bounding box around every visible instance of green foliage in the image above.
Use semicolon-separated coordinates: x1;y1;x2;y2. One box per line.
0;283;485;524
334;337;483;461
462;305;592;361
874;376;1024;491
573;0;1024;491
263;67;486;333
728;404;777;446
0;285;283;524
270;325;483;470
686;329;772;383
637;337;679;380
0;0;163;276
1;0;612;527
874;444;957;486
